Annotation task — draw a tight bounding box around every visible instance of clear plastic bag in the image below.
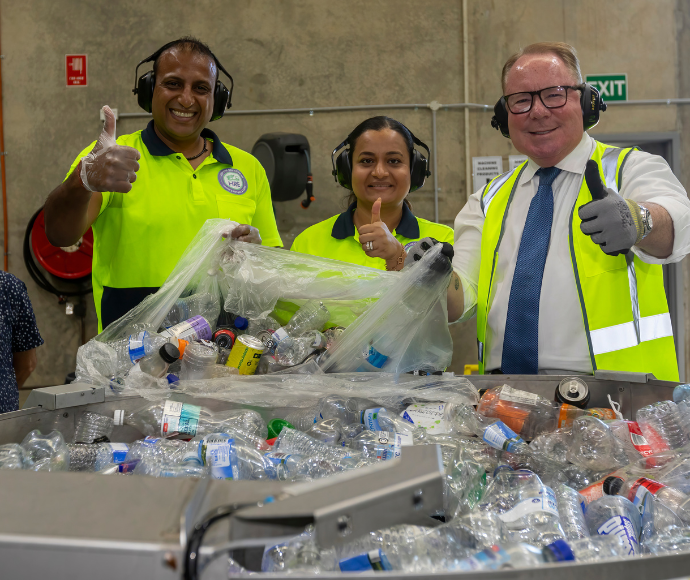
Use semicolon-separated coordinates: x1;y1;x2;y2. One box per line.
75;218;455;388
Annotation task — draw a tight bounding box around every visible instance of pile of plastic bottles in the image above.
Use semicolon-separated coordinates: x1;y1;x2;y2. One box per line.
3;383;690;574
76;295;349;390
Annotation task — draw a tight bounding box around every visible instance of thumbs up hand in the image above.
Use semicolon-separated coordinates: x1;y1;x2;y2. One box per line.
578;159;642;256
357;198;405;267
80;106;141;193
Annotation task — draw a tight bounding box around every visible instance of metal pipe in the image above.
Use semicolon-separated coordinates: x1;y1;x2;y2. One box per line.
117;98;690;120
431;108;439;222
462;0;471;204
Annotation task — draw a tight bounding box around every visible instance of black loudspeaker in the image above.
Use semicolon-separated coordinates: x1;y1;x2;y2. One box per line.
132;41;234;122
252;133;312;203
331;131;431;192
490;83;608;138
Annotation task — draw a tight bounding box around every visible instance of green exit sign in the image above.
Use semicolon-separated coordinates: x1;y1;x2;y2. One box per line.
586;74;628;101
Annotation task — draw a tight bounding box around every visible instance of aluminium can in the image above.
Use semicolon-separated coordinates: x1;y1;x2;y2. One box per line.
225;334;265;375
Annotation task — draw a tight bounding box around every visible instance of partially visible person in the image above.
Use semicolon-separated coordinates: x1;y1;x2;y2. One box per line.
44;37;281;332
0;272;43;413
291;116;462;320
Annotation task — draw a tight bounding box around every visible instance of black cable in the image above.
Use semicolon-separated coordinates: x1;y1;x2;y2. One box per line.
23;208;92;297
183;502;254;580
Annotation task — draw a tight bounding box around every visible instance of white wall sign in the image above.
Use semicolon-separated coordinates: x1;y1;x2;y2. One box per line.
509;155;528;170
472;156;503;193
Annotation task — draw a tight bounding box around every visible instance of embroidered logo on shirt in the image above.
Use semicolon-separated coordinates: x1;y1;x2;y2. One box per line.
218;168;248;195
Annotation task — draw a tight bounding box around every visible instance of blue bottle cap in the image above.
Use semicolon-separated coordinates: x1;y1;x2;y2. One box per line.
365;347;389;369
543;539;575;562
234;316;249;330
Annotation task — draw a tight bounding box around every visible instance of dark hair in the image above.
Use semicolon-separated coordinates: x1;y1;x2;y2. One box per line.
345;116;415;209
153;36;217;81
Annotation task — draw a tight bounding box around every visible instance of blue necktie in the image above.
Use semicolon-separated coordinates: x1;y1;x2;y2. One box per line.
501;166;561;374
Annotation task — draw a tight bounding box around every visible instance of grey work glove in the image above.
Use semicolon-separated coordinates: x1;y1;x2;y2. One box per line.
578;159;643;256
404;237;454;273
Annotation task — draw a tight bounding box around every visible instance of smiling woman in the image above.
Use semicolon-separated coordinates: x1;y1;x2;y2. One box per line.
291;116;454;272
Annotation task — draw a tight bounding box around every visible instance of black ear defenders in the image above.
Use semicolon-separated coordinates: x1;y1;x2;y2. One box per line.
331;128;431;192
490;83;607;138
132;41;234;122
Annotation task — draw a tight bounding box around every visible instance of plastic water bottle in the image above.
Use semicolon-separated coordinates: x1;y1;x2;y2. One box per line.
106;329;179;375
350;431;403;460
0;443;31;470
133;456;208;478
542;536;628;563
637;401;689;453
274;428;361;465
604;475;690;523
20;430;69;472
179;341;218;380
196;433;238;480
555;484;590;541
161;292;220;330
73;412;115;443
306;419;342;446
67;442;130;472
275;331;327;366
359;407;418;445
269;301;330;351
477;469;564;547
585;495;640;555
566;416;629;472
284;395;359;431
262;451;342;481
137;343;180;378
247;315;278;338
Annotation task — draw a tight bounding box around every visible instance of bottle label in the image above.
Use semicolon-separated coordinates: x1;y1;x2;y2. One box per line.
401;403;448;433
364;346;389;369
628;477;666;506
373;432;403;460
161;401;201;436
499;486;559;523
455;545;510;571
107;443;129;463
271;328;289;344
264;452;291;465
498;385;539;406
597;515;638;555
339;549;393;572
625;421;654;456
113;410;124;426
118;459;139;473
198;435;236;480
482;421;524;453
128;331;148;363
584;408;617;421
160;316;212;341
362;408;384;431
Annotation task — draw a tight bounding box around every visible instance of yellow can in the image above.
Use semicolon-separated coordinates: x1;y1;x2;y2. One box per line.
225;335;265;375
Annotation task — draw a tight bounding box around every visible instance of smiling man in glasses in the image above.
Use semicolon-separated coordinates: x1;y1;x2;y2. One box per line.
449;42;690;380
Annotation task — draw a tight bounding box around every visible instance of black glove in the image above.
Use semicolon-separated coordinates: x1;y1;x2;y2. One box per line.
578;160;643;256
404;237;454;273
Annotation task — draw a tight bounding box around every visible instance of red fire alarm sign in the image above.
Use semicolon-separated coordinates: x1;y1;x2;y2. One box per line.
66;55;87;86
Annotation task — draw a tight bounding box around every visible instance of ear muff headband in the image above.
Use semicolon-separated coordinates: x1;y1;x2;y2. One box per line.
490;83;607;138
331;130;432;192
132;42;234;121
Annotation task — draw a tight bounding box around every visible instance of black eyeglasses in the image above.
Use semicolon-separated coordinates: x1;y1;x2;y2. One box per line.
504;85;583;114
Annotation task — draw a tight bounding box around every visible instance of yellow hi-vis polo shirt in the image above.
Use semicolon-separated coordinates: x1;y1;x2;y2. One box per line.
290;201;454;268
66;121;282;332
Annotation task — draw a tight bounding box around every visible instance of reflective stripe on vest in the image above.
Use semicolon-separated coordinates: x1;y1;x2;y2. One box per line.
476;141;677;380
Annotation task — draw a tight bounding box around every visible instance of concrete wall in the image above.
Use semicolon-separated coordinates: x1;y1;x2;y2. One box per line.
0;0;686;386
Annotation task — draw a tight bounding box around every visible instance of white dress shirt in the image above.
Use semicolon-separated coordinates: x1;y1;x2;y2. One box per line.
452;132;690;374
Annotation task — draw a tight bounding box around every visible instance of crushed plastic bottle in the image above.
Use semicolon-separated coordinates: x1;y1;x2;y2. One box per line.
0;443;32;470
637;401;689;453
73;412;115;444
275;330;327;366
585;495;641;555
284;395;359;431
555;484;590;541
20;430;69;472
161;292;220;330
268;301;330;353
566;416;629;472
604;475;690;523
67;442;129;472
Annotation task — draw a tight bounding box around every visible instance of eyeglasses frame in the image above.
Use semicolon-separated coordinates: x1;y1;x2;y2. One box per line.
503;84;585;114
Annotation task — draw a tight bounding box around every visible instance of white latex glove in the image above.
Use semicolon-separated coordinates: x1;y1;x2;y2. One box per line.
80;106;141;193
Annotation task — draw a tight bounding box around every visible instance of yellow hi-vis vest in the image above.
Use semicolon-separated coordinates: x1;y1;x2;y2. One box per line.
476;141;678;381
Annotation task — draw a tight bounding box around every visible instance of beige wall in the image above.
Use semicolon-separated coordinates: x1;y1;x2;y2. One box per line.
1;0;687;385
